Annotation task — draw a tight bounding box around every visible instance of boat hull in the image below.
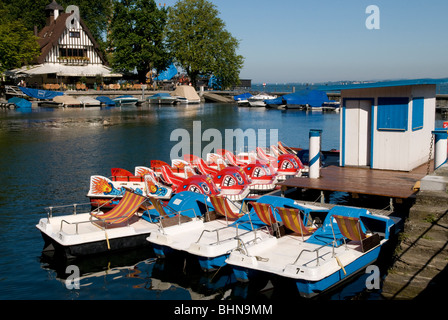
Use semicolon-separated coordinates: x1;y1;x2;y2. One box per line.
40;230;151;259
36;212;158;259
197;254;229;272
294;245;381;298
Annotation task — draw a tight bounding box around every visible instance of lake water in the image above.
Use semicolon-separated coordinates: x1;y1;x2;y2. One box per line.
0;102;443;301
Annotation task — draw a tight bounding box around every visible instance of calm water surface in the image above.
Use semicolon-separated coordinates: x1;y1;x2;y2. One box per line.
0;102;440;300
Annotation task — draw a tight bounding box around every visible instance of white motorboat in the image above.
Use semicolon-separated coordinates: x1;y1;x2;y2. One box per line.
113;95;138;106
77;96;101;107
147;93;177;105
248;93;277;107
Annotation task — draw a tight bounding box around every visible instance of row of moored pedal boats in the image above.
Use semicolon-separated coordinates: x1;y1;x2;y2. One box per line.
36;143;400;298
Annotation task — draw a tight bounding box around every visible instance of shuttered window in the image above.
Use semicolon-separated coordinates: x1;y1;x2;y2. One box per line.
412;97;424;131
377;97;409;131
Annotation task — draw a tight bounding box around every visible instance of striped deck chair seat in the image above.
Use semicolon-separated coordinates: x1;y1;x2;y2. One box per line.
249;202;276;226
332;215;380;252
209;195;243;220
91;191;147;228
250;201;283;236
276;207;316;239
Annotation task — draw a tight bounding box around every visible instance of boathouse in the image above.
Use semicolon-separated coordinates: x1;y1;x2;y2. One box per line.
8;1;121;87
326;79;447;171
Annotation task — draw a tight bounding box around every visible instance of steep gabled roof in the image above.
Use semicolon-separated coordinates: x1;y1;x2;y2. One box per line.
36;12;106;65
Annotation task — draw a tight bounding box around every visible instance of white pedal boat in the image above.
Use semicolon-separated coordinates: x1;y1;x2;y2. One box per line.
226;205;399;298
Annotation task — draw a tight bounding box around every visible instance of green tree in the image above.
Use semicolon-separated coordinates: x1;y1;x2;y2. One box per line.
108;0;170;83
166;0;244;89
0;5;40;75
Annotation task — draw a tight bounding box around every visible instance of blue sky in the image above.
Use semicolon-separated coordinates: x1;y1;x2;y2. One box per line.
161;0;448;84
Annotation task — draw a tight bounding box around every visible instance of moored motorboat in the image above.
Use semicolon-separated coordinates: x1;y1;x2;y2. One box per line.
234;93;253;107
113;95;138;106
77;96;101;107
226;205;399;298
147;92;177;105
248;93;277;107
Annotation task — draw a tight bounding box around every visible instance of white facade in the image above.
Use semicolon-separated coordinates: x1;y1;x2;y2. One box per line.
340;84;436;171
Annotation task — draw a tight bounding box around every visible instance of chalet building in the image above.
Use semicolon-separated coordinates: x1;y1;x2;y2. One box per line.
10;1;121;88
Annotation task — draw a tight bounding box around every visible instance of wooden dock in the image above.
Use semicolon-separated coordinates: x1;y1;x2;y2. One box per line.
279;163;432;202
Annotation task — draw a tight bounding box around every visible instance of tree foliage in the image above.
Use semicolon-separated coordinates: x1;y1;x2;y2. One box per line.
166;0;244;88
0;3;40;74
108;0;170;83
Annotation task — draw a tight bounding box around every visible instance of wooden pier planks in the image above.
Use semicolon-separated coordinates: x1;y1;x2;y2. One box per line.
279;164;430;199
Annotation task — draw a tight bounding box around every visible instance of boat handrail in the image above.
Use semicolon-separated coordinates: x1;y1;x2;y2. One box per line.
233;234;267;256
59;219;93;234
291;237;345;266
157;207;199;234
45;202;92;220
194;220;256;245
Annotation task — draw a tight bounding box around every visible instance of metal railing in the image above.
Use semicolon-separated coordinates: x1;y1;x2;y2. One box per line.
194;220;258;246
156;207;200;234
44;192;130;234
292;237;345;266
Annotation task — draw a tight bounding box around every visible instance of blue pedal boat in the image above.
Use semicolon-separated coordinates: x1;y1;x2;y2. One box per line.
226;205;399;298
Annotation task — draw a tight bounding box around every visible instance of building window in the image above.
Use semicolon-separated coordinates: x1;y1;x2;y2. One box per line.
59;48;86;57
69;31;80;38
377;97;409;131
412;97;424;131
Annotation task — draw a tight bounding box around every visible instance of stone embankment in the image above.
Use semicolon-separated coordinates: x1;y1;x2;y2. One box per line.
381;166;448;300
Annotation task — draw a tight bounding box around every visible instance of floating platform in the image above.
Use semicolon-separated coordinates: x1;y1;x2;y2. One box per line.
278;162;432;203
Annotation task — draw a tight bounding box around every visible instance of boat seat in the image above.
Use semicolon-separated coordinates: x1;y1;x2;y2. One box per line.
90;191;148;228
276;207;316;240
249;201;283;237
332;215;380;252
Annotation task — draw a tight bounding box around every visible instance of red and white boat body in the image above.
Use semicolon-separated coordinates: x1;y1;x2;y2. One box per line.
87;167;173;209
256;147;304;180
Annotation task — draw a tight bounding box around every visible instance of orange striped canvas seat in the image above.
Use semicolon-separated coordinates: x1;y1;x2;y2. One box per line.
332;215;381;252
276;207;316;237
249;202;277;226
91;191;147;227
332;215;366;242
209;195;243;220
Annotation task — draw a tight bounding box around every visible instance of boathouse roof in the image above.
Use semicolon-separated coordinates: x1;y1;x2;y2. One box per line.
37;12;106;65
319;78;448;91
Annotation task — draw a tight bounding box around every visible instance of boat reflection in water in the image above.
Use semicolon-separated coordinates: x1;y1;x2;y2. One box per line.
40;240;389;300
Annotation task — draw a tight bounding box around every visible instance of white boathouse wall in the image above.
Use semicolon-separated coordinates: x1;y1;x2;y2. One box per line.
340;84;435;171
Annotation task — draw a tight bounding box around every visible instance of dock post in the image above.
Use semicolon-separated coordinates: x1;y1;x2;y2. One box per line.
432;129;448;170
309;129;322;179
